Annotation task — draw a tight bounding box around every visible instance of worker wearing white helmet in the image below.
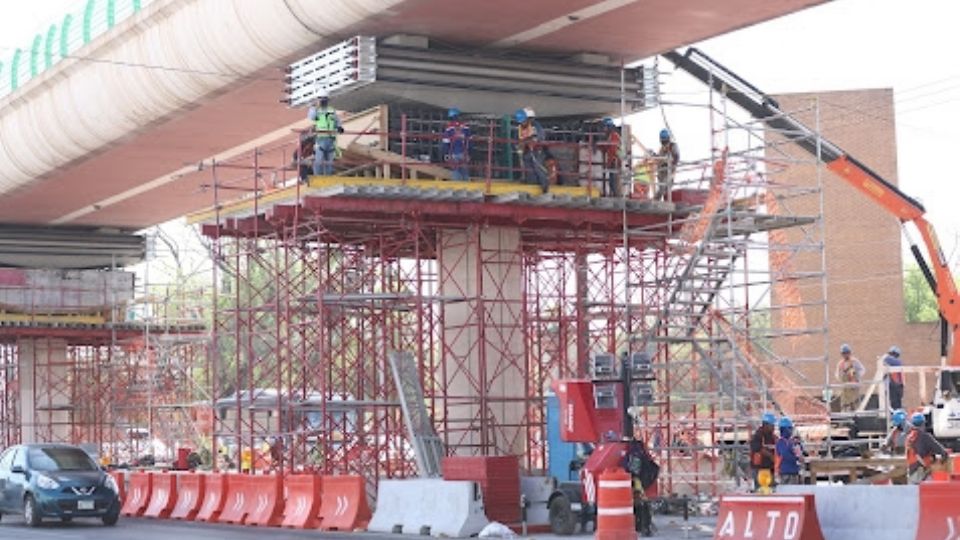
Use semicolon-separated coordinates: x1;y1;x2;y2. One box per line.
307;88;343;176
515;107;549;193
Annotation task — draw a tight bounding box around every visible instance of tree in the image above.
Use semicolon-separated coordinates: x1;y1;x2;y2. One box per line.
904;264;939;323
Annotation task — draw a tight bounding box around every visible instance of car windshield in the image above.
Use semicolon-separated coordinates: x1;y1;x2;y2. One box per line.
27;447;98;472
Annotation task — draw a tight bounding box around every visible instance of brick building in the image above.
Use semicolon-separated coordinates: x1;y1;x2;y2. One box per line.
769;88;940;411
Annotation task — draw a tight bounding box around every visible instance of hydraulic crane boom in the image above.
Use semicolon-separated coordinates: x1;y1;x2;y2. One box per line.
664;47;960;366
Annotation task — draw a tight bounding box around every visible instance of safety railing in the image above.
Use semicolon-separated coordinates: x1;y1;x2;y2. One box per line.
0;0;153;99
212;113;697;204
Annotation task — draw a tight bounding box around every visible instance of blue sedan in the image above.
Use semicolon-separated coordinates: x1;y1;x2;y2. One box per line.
0;444;120;527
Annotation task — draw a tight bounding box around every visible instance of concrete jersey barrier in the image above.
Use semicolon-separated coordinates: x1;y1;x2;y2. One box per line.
369;478;489;538
778;485;918;540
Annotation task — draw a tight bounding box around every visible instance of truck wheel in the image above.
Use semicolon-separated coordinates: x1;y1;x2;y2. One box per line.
549;494;576;536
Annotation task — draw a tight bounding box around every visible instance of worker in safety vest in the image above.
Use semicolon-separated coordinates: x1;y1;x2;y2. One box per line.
883;345;905;410
836;343;865;412
308;89;343;176
600;117;623;197
881;408;910;455
515;107;549;193
441;107;471;180
749;412;778;491
653;128;679;201
774;416;805;485
906;412;948;484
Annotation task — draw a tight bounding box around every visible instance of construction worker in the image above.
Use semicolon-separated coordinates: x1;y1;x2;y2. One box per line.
621;438;657;537
884;345;905;410
294;129;315;183
308;89;343;176
881;409;909;455
749;412;778;491
441;107;471;180
905;412;948;484
774;416;805;485
654;128;679;201
601;117;622;197
835;343;865;412
515;108;549;193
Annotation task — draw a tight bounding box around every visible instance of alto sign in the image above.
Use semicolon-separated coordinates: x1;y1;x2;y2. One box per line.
714;496;823;540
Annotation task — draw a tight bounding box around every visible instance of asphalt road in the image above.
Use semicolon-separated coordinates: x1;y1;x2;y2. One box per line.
0;515;716;539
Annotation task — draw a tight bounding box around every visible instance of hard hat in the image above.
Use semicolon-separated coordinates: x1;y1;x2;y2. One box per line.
659;128;671;141
888;345;901;356
514;108;528;123
523;107;536;118
602;117;616;127
448;107;461;119
317;88;330;99
762;412;777;425
840;343;851;354
778;416;794;429
911;412;925;427
891;409;907;427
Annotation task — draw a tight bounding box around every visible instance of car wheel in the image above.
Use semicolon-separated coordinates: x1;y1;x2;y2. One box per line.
102;512;120;527
23;495;42;527
102;502;120;527
549;494;577;536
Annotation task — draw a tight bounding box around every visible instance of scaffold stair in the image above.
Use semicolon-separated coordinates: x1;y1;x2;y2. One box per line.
388;351;445;478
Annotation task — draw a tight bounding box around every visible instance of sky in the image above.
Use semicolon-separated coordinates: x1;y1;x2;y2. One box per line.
2;0;960;264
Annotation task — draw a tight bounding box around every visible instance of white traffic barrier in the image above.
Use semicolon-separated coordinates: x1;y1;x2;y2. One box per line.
778;484;918;540
369;479;489;538
520;476;553;527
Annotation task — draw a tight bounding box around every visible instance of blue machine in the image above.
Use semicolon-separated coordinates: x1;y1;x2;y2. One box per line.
546;394;582;481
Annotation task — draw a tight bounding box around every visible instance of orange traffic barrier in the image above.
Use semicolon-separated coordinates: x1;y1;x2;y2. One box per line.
245;474;284;527
281;474;322;529
219;474;254;524
109;470;126;503
914;482;960;540
714;494;824;540
318;475;371;531
143;472;178;519
196;473;229;522
595;468;634;540
170;473;206;521
120;472;153;517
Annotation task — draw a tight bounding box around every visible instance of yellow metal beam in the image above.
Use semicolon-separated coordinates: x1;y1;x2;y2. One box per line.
187;177;596;225
0;311;107;325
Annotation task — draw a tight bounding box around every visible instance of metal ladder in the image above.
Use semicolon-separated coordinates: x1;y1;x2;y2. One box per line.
388;351;445;478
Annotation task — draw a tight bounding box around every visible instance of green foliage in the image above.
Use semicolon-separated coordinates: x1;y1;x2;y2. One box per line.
904;264;939;323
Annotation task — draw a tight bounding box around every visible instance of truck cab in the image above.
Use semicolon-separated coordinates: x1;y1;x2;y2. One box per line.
929;367;960;448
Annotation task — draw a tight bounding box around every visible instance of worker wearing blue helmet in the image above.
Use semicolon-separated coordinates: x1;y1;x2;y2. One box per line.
836;343;865;412
882;408;909;455
749;412;778;491
515;108;549;193
441;107;471;180
600;118;622;197
883;345;905;410
774;416;805;485
905;412;948;484
654;128;679;201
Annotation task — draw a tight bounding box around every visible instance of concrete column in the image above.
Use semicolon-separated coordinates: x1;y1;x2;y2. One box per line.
18;338;71;444
439;225;525;455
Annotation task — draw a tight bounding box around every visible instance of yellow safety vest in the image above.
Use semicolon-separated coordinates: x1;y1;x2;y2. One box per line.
314;108;337;136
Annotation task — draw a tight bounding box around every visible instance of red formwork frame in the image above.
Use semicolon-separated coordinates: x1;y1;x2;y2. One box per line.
197;112;821;498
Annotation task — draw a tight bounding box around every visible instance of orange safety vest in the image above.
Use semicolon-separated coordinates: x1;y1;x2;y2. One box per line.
905;430;933;468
